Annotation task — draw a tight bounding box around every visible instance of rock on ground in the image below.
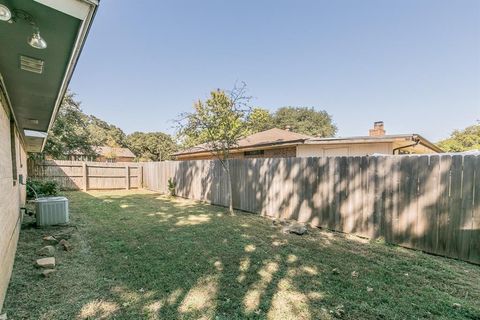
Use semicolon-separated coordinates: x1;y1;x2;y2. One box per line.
41;269;56;277
282;222;307;235
37;245;55;256
42;236;58;245
53;228;75;241
36;257;55;269
59;239;72;251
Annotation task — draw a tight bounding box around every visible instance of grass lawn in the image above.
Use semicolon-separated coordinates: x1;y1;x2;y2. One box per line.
4;190;480;319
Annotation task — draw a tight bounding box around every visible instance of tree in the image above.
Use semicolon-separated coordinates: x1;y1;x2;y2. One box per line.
246;107;275;134
86;115;127;148
42;92;95;159
38;91;131;160
177;84;252;214
273;107;337;137
438;123;480;152
126;132;177;161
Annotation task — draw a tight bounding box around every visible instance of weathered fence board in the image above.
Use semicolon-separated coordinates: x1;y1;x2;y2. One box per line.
143;155;480;264
28;160;142;190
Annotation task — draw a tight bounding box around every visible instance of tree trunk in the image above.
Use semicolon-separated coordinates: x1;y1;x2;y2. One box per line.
225;158;234;215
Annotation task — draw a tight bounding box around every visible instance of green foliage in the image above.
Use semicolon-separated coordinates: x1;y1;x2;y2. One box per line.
39;91;178;162
245;107;275;134
40;91;129;160
177;85;252;213
438;123;480;152
178;86;252;159
86;115;127;148
167;178;176;196
273;106;337;137
42;92;95;159
126;132;177;161
229;106;337;137
26;179;59;199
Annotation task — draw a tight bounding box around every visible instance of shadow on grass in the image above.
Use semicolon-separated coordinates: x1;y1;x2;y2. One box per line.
5;190;480;320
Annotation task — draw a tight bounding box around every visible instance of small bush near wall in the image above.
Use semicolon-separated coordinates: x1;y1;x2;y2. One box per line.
27;179;59;199
167;178;176;197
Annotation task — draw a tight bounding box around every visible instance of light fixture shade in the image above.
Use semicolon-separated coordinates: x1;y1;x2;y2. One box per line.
28;29;47;49
0;4;12;21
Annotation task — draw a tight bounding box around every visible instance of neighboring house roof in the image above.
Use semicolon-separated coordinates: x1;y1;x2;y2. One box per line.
306;134;443;153
174;127;443;157
174;128;313;156
95;146;136;158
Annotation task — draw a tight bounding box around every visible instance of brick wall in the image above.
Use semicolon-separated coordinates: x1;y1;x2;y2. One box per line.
176;146;298;161
259;146;297;158
0;95;26;312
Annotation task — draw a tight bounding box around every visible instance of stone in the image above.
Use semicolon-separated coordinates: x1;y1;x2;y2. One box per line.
37;245;55;256
59;239;72;251
367;287;374;292
282;222;307;235
351;271;359;278
36;257;55;268
0;313;7;320
42;236;58;245
333;305;345;317
42;269;56;277
54;228;74;241
453;303;461;309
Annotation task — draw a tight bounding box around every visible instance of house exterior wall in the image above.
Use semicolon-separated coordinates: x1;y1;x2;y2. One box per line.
0;97;27;312
176;146;298;161
258;147;297;158
296;143;393;157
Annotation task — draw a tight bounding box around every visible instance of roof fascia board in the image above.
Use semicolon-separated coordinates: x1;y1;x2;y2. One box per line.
305;138;400;145
34;0;98;20
413;134;443;153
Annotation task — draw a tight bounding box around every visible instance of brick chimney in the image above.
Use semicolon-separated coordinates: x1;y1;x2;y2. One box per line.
369;121;385;136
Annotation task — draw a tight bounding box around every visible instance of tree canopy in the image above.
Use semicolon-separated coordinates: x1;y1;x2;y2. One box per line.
245;108;275;134
438;123;480;152
181;105;337;145
126;132;177;161
42;92;94;159
40;91;177;161
86;115;127;148
272;107;337;137
244;106;337;137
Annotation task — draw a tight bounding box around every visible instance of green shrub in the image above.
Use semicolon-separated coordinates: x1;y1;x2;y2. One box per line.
27;179;59;199
167;178;176;197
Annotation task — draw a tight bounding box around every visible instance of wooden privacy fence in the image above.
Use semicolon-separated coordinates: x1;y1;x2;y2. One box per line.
28;160;143;191
143;155;480;264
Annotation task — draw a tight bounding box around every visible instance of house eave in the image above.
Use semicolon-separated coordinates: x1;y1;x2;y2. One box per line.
41;0;99;152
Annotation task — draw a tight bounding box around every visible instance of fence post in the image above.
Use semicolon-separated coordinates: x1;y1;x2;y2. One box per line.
139;165;144;189
125;166;130;190
82;162;88;191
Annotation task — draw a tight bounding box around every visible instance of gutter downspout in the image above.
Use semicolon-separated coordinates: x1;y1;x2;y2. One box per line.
392;137;420;155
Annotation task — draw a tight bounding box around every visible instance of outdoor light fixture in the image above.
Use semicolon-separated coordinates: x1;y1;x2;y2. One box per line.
1;8;48;49
28;26;47;49
0;4;11;21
